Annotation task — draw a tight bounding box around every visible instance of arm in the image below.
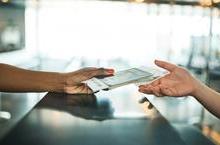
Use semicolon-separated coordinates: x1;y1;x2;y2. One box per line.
0;63;65;93
0;63;114;94
139;60;220;118
193;81;220;118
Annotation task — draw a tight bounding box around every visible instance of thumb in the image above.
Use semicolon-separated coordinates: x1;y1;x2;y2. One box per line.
155;60;177;72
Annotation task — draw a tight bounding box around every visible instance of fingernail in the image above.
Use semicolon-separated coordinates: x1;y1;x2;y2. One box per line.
106;69;114;74
139;89;143;92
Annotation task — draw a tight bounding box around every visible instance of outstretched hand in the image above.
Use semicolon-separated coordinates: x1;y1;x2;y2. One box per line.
139;60;199;97
64;68;114;94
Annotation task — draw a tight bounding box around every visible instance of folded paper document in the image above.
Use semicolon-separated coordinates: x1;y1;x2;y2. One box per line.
84;67;166;92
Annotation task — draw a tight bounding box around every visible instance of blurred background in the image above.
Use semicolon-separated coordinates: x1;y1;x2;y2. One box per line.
0;0;220;144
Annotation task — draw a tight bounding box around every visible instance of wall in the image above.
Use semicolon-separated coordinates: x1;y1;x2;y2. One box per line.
0;6;25;51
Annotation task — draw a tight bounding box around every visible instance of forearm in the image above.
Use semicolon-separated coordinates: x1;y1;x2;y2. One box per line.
193;79;220;118
0;63;66;93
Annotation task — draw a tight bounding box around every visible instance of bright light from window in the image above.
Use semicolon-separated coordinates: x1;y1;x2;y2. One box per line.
25;1;218;67
1;0;9;3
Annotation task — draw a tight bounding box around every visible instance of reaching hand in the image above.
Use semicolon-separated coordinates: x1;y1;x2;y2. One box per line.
64;68;114;94
139;60;199;97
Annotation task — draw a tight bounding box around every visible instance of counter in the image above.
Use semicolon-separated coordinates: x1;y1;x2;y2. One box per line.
0;85;215;145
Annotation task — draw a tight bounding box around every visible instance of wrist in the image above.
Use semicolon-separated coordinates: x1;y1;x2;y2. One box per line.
49;73;68;93
191;78;204;98
60;73;69;93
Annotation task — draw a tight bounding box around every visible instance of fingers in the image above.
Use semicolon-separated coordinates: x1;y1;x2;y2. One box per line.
151;79;160;86
90;68;114;78
155;60;177;72
139;85;153;94
139;84;164;97
138;78;160;92
68;67;115;83
160;87;173;96
65;84;93;94
152;86;163;97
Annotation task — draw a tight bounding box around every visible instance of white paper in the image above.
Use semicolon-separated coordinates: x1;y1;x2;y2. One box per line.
84;67;166;92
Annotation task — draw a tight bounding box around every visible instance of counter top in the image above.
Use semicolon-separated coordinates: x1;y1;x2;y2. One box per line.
0;93;44;140
0;85;215;145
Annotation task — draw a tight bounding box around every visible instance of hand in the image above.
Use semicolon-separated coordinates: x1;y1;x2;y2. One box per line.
63;67;114;94
139;60;199;97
